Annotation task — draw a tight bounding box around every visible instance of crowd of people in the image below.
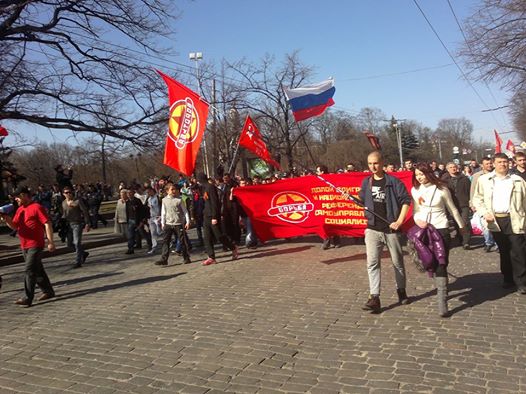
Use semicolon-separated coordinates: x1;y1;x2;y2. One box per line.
2;152;526;316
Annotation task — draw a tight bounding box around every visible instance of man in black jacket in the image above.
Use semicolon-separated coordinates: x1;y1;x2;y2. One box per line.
197;173;238;265
125;189;152;255
442;162;472;249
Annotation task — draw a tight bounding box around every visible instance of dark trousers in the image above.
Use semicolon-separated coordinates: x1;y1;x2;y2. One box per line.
127;220;152;251
22;248;54;302
161;225;190;262
435;228;451;278
492;216;526;287
203;218;235;259
222;209;241;244
459;207;471;245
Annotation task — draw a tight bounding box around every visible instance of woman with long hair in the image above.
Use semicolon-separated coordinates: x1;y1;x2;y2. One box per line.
411;162;465;317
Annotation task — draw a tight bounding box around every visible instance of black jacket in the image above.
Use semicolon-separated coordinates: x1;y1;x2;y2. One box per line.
202;182;221;220
441;173;471;209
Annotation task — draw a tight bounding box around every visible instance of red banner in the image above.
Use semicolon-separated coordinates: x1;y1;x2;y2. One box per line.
494;129;503;154
506;139;515;155
234;172;414;241
239;116;281;169
157;70;209;176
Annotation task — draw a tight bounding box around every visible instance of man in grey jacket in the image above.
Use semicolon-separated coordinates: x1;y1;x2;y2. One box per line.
155;184;191;266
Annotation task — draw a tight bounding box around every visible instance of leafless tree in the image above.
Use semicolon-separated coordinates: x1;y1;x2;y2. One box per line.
226;52;316;172
0;0;177;146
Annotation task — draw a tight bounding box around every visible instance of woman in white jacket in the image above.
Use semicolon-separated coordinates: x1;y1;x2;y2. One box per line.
412;162;465;317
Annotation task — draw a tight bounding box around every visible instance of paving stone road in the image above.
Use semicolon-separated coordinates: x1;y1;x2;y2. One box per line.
1;236;525;393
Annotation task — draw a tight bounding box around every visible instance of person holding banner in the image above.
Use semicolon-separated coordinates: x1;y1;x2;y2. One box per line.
197;173;238;265
359;151;412;313
412;162;466;317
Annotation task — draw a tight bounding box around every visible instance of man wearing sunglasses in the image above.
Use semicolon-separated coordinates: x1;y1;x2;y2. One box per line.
62;186;90;268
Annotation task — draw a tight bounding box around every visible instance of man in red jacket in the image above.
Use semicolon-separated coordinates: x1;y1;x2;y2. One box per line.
0;187;56;307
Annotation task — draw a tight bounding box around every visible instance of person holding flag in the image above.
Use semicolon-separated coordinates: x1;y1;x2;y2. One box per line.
359;151;412;313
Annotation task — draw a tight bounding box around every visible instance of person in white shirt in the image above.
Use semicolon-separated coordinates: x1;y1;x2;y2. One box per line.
412;162;465;317
145;186;162;254
472;153;526;294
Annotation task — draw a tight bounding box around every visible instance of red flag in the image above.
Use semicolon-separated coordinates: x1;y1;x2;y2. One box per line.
506;139;515;154
0;125;8;137
157;70;209;176
364;131;381;150
239;116;281;170
494;130;503;153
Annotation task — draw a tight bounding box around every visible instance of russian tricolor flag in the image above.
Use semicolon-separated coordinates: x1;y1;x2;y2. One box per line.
284;79;335;122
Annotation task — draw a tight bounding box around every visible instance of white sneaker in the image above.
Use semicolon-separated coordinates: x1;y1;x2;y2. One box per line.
147;248;156;254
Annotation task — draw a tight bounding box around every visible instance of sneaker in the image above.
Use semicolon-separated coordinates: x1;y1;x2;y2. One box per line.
362;295;381;313
321;239;330;250
202;257;217;266
463;244;470;250
37;292;55;302
397;288;411;305
232;245;239;260
147;248;156;254
183;258;192;265
483;245;491;253
518;287;526;295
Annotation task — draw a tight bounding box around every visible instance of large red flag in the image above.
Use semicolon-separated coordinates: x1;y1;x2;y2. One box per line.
0;125;8;137
494;130;503;153
239;116;281;169
157;70;209;176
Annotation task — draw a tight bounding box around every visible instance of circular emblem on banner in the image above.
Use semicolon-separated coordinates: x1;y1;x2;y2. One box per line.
168;97;200;149
267;191;314;224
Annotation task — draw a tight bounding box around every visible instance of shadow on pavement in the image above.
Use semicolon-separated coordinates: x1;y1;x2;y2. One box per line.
42;273;186;304
321;250;408;265
246;245;314;259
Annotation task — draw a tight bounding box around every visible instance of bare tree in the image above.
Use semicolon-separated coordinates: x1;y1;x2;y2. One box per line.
0;0;177;146
226;52;316;172
460;0;526;91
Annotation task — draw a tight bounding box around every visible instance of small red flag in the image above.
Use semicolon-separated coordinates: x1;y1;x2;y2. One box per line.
364;131;381;150
494;130;503;153
157;70;209;176
239;116;281;170
0;125;8;137
506;139;515;154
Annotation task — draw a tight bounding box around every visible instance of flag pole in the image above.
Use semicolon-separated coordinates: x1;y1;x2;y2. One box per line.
228;138;241;176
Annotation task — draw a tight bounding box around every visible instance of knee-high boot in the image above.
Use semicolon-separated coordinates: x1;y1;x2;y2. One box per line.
434;276;449;317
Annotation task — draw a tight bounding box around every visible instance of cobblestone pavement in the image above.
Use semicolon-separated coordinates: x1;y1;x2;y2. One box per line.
1;237;525;394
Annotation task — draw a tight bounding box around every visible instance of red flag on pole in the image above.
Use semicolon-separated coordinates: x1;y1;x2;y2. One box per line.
506;139;515;155
157;70;209;176
239;116;281;170
0;125;8;137
494;130;503;153
364;131;381;150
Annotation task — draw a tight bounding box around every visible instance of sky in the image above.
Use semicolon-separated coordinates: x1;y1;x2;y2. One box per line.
7;0;516;146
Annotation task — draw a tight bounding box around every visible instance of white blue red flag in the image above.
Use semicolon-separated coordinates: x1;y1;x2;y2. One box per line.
283;79;335;122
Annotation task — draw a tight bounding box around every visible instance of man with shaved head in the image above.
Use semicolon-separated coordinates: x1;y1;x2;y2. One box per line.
358;151;412;313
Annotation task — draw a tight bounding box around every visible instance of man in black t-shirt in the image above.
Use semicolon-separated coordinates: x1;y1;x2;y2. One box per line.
358;151;412;313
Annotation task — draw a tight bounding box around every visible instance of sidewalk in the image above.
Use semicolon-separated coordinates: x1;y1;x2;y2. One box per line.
0;221;122;267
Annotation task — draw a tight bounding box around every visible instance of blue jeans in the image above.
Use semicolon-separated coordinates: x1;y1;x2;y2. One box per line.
127;219;137;251
67;223;85;265
483;228;496;247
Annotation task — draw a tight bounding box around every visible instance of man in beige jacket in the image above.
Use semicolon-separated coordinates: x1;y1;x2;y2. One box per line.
472;153;526;294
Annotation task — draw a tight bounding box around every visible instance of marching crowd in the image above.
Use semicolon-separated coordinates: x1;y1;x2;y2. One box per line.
1;151;526;317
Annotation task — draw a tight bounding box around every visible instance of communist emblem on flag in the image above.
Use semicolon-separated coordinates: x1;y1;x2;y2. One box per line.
168;97;200;149
267;192;314;224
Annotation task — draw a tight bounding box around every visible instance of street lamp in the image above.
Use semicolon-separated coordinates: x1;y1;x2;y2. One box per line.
390;116;404;170
189;51;210;175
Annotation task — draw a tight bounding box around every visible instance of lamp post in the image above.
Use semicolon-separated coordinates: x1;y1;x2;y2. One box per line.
189;52;210;175
390;116;404;170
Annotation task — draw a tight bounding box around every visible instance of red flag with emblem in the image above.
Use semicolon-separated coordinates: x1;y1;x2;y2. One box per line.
506;139;515;155
494;130;503;153
239;116;281;170
0;125;8;137
364;131;381;150
157;70;209;176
